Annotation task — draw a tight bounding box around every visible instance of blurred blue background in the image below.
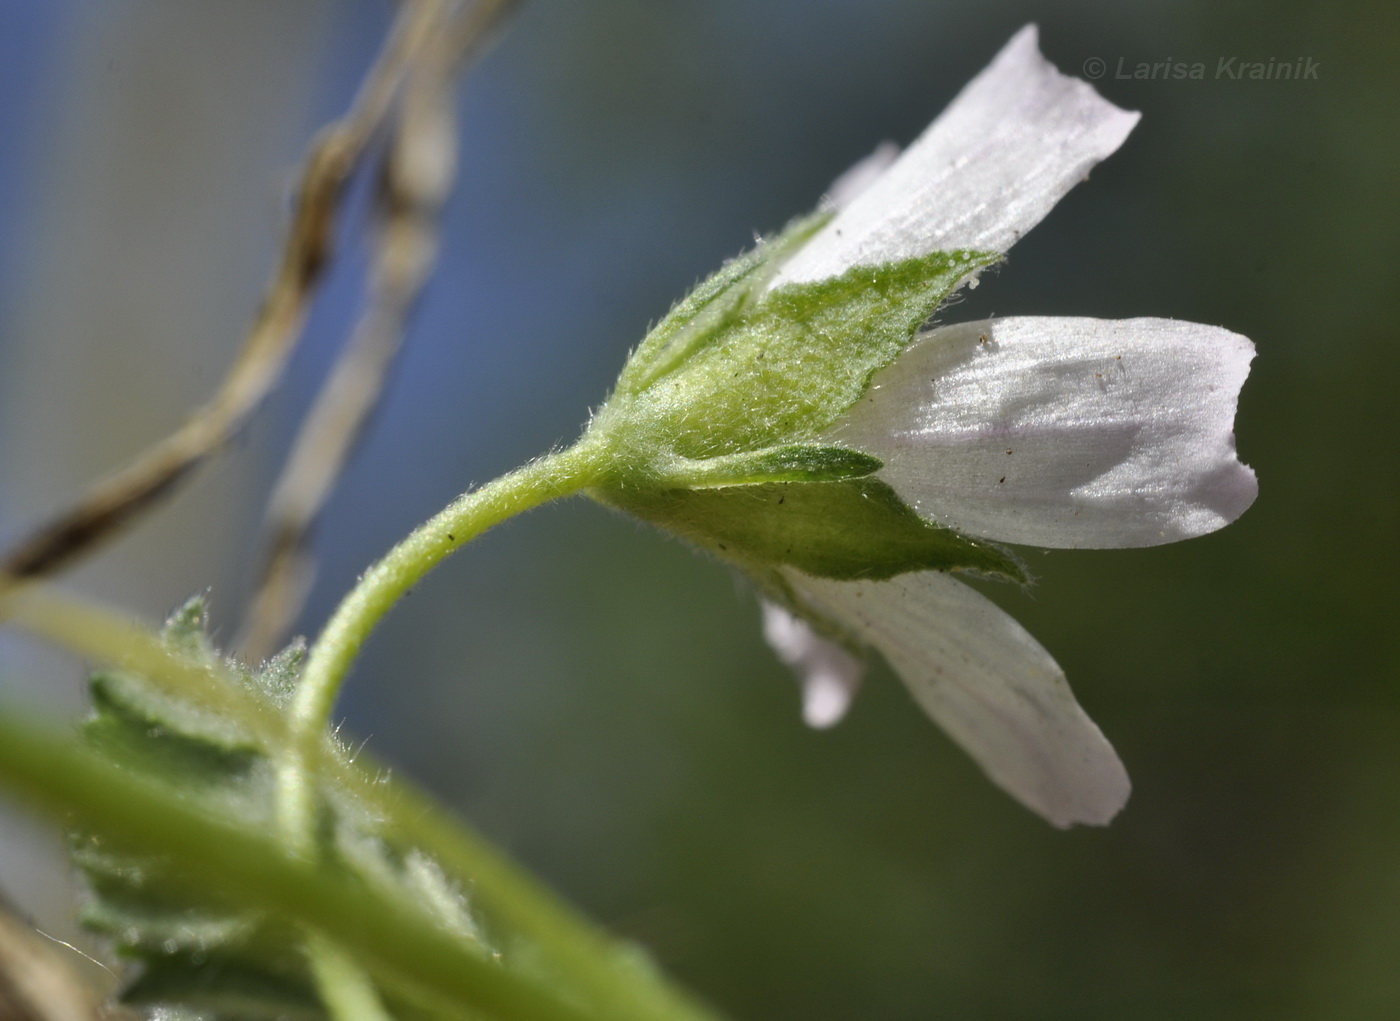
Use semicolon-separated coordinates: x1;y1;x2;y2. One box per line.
1;2;1397;1018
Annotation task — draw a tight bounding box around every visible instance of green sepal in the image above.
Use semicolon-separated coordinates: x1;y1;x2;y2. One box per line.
614;212;830;397
596;245;998;466
651;444;882;489
599;476;1026;584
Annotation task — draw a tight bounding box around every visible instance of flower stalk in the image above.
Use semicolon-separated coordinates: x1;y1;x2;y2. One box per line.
277;439;617;1014
290;439;610;737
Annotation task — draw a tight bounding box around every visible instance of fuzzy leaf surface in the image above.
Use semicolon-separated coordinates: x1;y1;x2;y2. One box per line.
597;247;997;469
72;597;486;1021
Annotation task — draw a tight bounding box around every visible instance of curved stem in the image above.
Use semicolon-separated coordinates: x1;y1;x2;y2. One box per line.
293;440;607;733
275;439;609;1015
3;583;725;1021
277;439;608;852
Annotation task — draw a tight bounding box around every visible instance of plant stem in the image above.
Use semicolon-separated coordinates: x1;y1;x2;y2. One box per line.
279;440;609;849
292;439;608;737
307;931;397;1021
0;712;598;1021
4;583;725;1021
276;439;619;1016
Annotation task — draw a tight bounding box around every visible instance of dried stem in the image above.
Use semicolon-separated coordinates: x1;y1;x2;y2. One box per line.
239;0;522;660
0;0;448;585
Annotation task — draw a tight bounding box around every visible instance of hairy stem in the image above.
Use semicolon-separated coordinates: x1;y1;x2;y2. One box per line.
276;440;611;939
275;438;612;1017
0;713;598;1021
292;439;607;736
2;580;725;1021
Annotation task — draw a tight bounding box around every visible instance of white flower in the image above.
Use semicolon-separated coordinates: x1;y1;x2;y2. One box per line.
759;25;1257;827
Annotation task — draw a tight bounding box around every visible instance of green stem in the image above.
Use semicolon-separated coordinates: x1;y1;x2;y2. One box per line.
306;931;397;1021
293;439;608;736
276;438;620;1018
3;584;724;1021
0;711;599;1021
278;440;608;846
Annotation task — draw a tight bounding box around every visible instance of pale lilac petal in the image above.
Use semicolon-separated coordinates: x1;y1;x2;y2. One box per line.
826;317;1258;548
771;25;1139;288
761;599;865;728
784;570;1130;827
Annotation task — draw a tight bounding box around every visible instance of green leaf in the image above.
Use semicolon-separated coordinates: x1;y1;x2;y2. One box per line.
596;246;998;469
600;476;1026;583
121;956;323;1021
253;637;307;708
72;598;491;1021
5;589;722;1021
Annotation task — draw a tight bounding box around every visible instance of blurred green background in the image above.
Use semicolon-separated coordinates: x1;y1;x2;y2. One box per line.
1;2;1397;1018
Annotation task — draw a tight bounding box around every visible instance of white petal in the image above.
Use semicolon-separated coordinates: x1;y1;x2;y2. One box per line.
827;317;1258;548
771;25;1139;288
822;141;900;211
785;570;1129;827
760;599;865;728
